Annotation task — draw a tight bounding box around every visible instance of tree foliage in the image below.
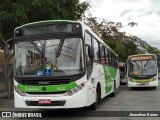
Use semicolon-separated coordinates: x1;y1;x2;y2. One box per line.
0;0;90;40
86;17;160;62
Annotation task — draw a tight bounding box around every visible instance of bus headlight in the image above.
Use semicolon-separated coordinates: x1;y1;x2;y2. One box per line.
66;82;85;96
129;78;133;82
14;85;26;96
153;77;156;80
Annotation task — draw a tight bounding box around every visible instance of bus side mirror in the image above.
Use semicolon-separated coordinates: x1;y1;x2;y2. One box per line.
5;38;14;54
88;46;94;59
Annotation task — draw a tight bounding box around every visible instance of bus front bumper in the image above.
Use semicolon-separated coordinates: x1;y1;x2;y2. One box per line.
128;80;158;87
14;87;87;109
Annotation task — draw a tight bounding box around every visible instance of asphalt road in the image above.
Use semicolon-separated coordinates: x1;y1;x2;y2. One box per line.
1;81;160;120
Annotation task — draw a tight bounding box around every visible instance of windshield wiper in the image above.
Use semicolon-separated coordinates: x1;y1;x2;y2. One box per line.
30;41;43;55
56;36;65;57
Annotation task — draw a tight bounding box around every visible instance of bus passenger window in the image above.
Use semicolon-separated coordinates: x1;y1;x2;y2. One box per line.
105;48;109;65
111;54;114;66
85;32;92;66
109;52;112;66
100;45;105;64
93;38;100;63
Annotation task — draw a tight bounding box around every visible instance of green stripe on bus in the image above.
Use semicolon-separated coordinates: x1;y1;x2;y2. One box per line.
104;66;117;93
129;78;155;83
17;82;77;92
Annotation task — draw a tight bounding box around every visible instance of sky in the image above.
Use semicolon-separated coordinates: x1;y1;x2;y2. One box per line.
81;0;160;49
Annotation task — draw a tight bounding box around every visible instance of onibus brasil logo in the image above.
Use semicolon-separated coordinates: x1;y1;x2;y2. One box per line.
1;112;42;118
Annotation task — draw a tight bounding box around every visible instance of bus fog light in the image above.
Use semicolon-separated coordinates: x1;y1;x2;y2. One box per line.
153;77;156;80
15;86;26;96
129;78;133;82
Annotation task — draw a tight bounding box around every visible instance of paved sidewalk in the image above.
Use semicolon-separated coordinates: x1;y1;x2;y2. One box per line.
0;98;14;107
0;91;14;108
0;91;7;98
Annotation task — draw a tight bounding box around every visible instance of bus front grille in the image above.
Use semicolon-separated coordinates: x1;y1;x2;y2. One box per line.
26;91;66;94
21;79;71;86
25;101;66;106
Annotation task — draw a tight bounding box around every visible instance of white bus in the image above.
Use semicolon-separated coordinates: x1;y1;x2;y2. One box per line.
127;54;158;89
13;20;120;110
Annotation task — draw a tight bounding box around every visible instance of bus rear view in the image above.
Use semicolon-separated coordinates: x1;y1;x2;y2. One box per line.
127;54;158;89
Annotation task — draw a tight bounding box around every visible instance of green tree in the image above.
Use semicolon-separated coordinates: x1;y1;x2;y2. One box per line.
0;0;90;40
85;17;160;62
86;17;140;62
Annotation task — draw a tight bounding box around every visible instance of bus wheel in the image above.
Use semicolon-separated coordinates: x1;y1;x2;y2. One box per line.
110;82;116;97
153;87;157;90
130;87;135;90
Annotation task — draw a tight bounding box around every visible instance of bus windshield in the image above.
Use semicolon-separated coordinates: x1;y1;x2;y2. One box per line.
128;57;156;77
15;37;84;77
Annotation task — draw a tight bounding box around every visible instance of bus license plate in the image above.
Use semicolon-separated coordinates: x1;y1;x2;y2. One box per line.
39;99;51;104
137;83;149;86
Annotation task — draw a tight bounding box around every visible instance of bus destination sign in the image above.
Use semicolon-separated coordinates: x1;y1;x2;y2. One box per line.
130;56;153;60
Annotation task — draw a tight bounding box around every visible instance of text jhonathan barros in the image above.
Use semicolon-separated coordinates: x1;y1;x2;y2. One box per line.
129;113;158;117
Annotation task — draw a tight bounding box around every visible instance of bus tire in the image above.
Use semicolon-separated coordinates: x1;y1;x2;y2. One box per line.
153;87;156;90
88;85;101;110
110;81;116;97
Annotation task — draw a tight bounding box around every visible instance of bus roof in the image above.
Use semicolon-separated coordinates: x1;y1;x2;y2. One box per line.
15;20;118;56
15;20;80;29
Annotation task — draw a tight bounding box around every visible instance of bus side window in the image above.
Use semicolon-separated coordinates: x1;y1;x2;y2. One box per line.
113;55;116;67
108;51;111;65
112;53;115;67
105;48;109;65
112;53;114;67
109;52;113;66
93;38;100;63
85;32;92;66
116;56;119;68
100;45;105;64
